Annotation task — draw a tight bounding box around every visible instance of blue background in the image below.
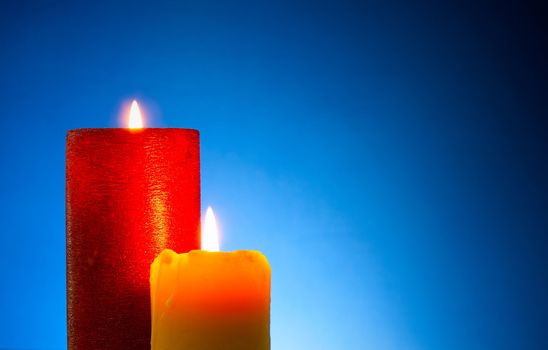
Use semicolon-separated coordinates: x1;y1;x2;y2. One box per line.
1;1;546;349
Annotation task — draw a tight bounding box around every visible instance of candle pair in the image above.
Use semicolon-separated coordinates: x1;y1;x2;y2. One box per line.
66;101;271;350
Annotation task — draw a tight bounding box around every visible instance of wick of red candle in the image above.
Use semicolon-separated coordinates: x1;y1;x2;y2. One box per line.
128;100;144;129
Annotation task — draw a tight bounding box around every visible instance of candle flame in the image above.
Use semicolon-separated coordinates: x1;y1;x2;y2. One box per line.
128;100;144;129
202;206;220;252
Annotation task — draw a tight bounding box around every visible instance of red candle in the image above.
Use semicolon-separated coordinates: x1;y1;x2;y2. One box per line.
66;102;200;349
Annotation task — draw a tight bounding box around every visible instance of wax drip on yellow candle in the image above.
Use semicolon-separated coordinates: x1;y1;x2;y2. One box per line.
128;100;144;129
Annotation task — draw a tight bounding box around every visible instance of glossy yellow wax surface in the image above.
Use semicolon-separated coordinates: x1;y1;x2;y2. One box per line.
150;249;271;350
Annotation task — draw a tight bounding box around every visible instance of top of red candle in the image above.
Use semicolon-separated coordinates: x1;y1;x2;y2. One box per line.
68;100;199;135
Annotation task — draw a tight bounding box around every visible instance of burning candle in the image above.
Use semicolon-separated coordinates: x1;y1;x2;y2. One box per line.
150;207;271;350
66;101;201;349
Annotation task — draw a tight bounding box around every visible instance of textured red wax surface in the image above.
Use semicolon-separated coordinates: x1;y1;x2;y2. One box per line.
66;128;200;350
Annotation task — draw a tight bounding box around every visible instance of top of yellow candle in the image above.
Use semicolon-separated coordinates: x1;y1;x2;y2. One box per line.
150;248;271;350
150;206;271;350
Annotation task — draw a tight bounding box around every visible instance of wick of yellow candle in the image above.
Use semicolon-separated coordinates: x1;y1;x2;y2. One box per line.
202;206;220;252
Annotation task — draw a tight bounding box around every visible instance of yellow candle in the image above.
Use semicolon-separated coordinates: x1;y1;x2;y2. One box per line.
150;208;271;350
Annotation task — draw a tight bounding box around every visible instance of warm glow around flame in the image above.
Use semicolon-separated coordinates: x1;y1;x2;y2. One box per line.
128;100;144;129
202;206;220;252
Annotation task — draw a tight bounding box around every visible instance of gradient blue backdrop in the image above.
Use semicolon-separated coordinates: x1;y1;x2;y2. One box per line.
1;1;546;349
